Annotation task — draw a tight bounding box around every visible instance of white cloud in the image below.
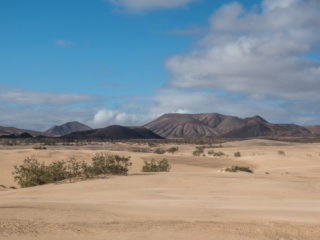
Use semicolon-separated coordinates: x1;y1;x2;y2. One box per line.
91;109;144;128
165;0;320;101
0;88;98;130
263;0;299;11
0;105;95;131
107;0;197;11
0;88;94;106
90;88;320;127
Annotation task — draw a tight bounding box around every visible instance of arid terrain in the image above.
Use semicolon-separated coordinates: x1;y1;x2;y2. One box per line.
1;139;320;240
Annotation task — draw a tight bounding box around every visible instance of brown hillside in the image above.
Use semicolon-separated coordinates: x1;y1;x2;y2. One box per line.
144;113;312;139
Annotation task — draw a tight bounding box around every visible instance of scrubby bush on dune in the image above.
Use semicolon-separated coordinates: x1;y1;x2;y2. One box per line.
234;152;241;157
278;150;285;155
225;166;253;173
154;148;166;154
32;145;47;150
167;147;179;154
193;146;205;156
91;153;132;175
142;158;171;172
207;150;225;157
12;153;132;188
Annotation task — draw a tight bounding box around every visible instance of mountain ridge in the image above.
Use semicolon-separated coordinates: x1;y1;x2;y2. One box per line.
62;125;163;140
45;121;92;136
144;113;313;139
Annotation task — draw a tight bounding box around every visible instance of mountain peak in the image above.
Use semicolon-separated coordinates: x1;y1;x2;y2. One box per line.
45;121;92;136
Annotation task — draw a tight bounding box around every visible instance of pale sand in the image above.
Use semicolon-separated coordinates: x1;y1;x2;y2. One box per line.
0;139;320;239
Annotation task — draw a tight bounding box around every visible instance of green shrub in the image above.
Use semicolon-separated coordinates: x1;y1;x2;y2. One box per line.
278;150;285;155
13;157;50;188
91;153;132;175
33;145;47;150
142;158;171;172
208;150;225;157
167;147;179;154
225;166;253;173
234;152;241;157
12;153;132;188
193;146;205;156
154;148;166;154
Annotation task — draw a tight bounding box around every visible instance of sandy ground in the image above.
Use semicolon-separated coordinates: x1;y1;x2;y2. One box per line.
0;139;320;240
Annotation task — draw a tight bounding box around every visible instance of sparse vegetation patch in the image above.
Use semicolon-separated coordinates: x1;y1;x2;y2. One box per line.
33;145;47;150
12;153;132;188
154;148;166;154
193;146;205;156
234;152;241;157
142;158;171;172
207;150;225;157
167;147;179;154
225;166;253;173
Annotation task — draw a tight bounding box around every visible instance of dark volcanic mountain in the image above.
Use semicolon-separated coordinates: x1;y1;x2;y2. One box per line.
62;125;163;140
144;113;312;139
0;126;45;137
45;121;92;136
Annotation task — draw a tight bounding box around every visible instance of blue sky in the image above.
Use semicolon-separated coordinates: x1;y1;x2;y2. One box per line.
1;0;320;130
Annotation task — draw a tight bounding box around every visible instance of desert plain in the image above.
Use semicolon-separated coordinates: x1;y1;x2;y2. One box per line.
0;139;320;240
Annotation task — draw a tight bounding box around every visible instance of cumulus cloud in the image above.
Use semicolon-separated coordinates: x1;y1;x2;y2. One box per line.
107;0;196;11
0;105;95;131
91;109;145;128
91;88;320;126
165;0;320;101
0;88;98;130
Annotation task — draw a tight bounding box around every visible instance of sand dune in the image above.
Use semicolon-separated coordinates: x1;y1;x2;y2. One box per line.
1;139;320;239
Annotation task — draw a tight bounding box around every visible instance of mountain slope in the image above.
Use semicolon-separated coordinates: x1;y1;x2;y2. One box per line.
45;121;92;136
305;126;320;136
0;126;45;137
62;125;163;140
144;113;312;139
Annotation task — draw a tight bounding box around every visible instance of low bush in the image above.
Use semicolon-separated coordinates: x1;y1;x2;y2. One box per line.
33;145;47;150
193;146;205;156
225;166;253;173
12;153;132;188
167;147;179;154
234;152;241;157
278;150;285;155
142;158;171;172
91;153;132;176
207;150;225;157
154;148;166;154
2;140;18;146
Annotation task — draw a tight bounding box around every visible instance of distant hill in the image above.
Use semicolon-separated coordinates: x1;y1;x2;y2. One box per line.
62;125;163;140
305;126;320;136
144;113;312;139
45;121;92;136
0;126;45;137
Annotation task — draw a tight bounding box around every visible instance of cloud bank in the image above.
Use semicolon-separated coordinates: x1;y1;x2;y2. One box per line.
166;0;320;101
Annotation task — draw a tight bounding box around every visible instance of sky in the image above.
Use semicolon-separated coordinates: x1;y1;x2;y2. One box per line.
1;0;320;131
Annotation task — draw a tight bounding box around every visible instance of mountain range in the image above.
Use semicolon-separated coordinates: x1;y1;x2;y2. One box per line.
144;113;314;138
0;113;319;139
